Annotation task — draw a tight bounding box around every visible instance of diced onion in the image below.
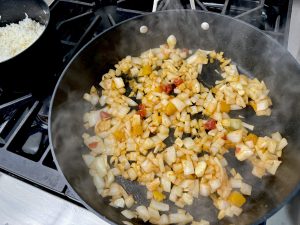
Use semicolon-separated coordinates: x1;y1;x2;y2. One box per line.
161;176;171;192
164;146;176;166
136;206;150;222
150;200;170;212
92;156;108;178
169;213;193;224
121;210;137;219
195;161;207;177
230;178;242;189
242;122;254;131
209;179;221;192
183;137;195;149
111;198;125;208
125;195;135;208
200;184;210;196
240;182;252;195
171;98;186;111
227;130;243;143
167;35;176;49
114;77;125;88
122;221;133;225
148;207;160;221
182;160;195;175
82;154;95;167
93;176;105;190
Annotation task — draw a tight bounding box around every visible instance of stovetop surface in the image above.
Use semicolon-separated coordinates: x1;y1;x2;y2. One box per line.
0;0;294;224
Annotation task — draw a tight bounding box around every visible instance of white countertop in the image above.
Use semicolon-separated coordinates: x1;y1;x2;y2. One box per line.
0;172;108;225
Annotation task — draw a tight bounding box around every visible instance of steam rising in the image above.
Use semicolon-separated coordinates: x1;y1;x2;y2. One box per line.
50;10;300;225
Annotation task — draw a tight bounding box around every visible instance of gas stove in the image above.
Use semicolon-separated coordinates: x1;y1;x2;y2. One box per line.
0;0;296;224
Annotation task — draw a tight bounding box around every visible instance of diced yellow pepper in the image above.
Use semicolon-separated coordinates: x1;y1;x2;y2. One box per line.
153;191;166;202
111;81;116;89
202;141;211;152
154;86;161;92
220;59;231;69
227;191;246;207
140;65;152;76
224;140;236;149
216;52;224;61
211;87;217;94
245;133;258;145
113;129;125;142
132;123;143;136
249;101;257;111
209;51;217;59
220;101;230;113
165;102;177;116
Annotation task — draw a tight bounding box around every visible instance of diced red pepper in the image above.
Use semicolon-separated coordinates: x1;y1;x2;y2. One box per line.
161;84;173;94
174;78;184;87
100;111;111;120
137;104;147;118
138;104;145;110
88;142;98;149
138;109;147;118
204;119;217;130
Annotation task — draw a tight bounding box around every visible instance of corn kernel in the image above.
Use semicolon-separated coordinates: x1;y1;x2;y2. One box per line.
220;101;230;113
140;65;152;76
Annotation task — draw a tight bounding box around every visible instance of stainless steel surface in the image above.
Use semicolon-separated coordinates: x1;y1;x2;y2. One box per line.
288;0;300;62
266;1;300;225
0;172;109;225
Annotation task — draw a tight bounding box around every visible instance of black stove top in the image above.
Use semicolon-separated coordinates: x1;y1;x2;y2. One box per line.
0;0;293;219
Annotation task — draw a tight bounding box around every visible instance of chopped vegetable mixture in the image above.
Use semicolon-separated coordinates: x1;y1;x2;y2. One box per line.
82;35;288;224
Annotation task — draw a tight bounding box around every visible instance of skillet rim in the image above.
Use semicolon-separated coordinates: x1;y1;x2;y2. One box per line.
48;9;300;225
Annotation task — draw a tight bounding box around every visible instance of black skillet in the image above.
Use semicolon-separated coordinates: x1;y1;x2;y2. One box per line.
49;10;300;225
0;0;53;93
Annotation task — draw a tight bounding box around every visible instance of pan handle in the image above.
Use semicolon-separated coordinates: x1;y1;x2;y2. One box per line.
152;0;196;12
